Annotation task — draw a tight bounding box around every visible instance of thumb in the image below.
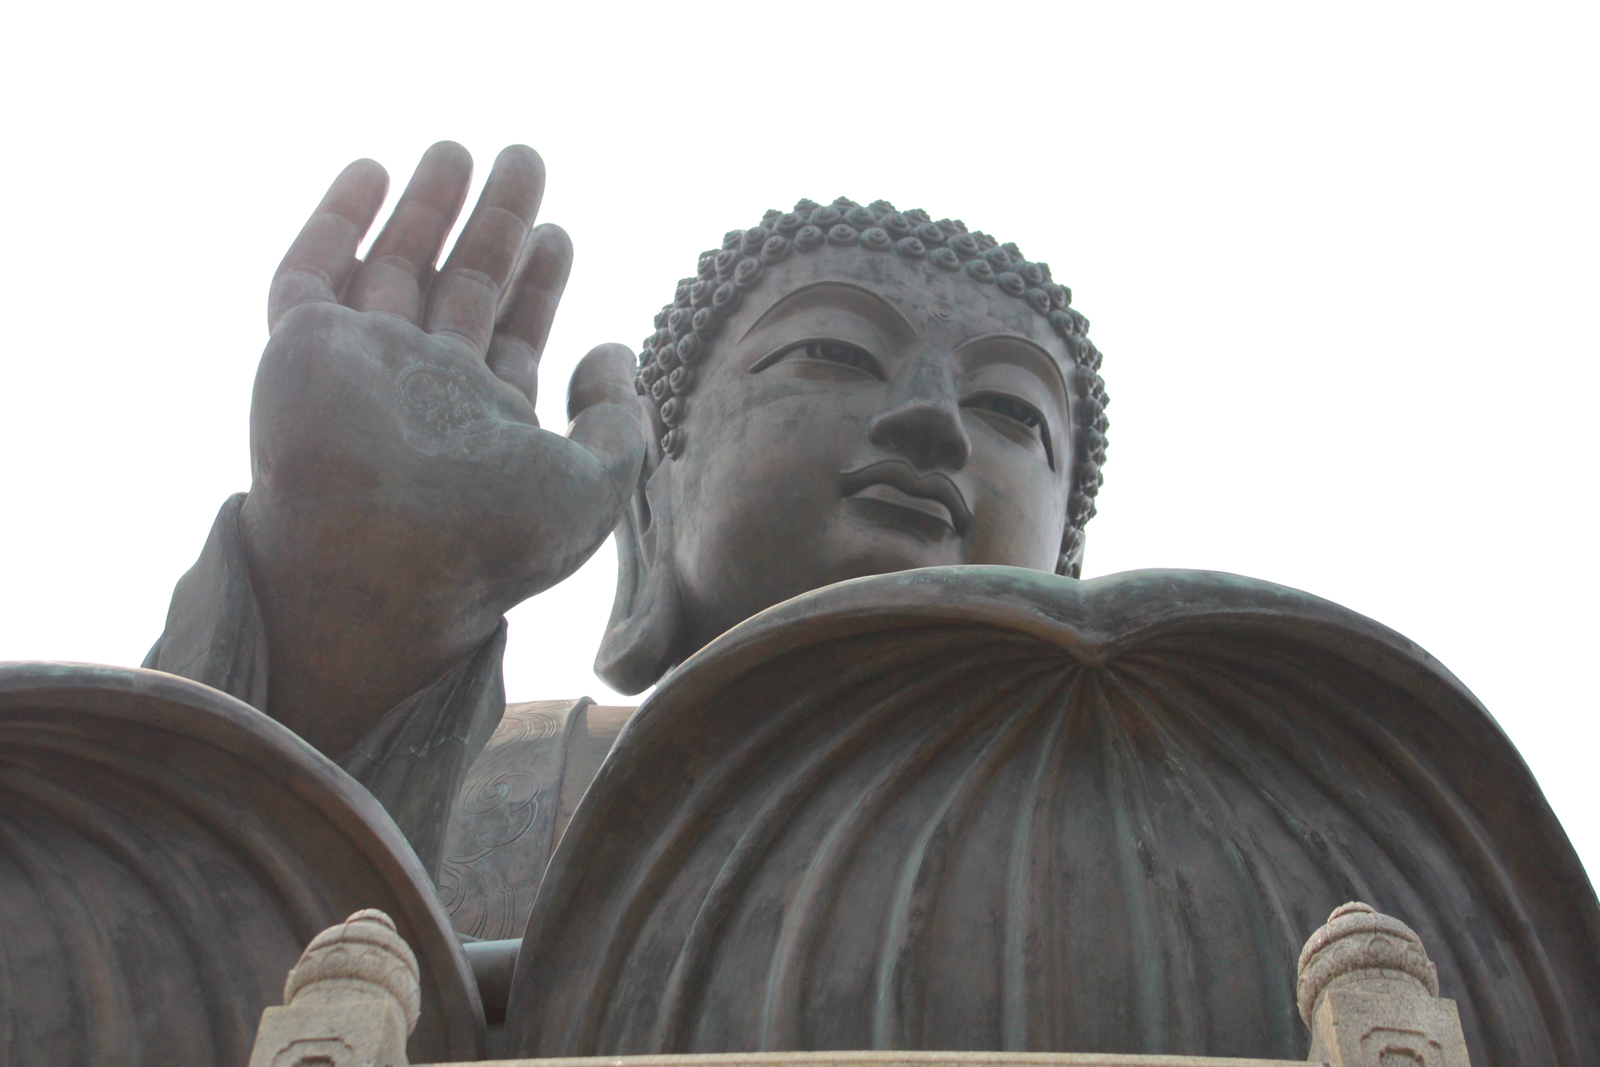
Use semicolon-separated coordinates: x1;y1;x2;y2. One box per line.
567;342;640;421
565;343;650;488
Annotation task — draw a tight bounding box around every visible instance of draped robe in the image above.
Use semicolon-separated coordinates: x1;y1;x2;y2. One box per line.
146;497;1600;1067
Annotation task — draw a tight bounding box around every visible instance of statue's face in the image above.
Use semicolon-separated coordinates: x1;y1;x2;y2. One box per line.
663;247;1077;651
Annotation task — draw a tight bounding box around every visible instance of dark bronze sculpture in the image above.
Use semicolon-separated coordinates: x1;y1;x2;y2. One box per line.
143;140;1112;878
4;141;1597;1066
0;663;485;1064
504;570;1600;1064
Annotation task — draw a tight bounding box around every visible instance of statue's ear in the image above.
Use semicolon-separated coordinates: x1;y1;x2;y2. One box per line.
1059;526;1086;579
595;444;690;694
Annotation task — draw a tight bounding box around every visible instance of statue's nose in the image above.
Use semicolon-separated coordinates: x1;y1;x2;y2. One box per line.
867;356;971;472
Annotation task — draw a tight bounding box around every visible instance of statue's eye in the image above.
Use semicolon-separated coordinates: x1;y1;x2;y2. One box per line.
964;393;1054;466
785;340;884;378
965;394;1044;433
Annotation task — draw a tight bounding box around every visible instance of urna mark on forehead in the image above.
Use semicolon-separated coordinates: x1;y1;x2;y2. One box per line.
635;196;1111;578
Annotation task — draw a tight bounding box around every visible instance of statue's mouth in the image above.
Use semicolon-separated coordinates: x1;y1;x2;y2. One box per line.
839;462;973;536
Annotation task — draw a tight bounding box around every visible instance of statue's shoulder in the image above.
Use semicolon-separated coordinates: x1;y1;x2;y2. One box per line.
437;698;636;941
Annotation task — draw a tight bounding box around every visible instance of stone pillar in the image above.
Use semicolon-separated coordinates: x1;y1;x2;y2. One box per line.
248;908;422;1067
1297;901;1471;1066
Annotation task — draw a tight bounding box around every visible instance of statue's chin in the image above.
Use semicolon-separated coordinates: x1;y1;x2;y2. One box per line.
815;532;965;593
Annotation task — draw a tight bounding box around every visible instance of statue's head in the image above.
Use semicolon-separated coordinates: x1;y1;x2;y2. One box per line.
596;198;1109;692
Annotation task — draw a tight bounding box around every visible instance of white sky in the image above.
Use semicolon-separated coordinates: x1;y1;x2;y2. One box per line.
3;2;1595;881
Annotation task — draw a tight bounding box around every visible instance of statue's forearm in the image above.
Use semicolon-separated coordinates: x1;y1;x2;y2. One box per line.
235;487;506;760
148;490;509;876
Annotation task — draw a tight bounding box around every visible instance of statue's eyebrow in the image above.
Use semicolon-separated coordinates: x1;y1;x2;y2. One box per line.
956;333;1071;402
739;281;919;343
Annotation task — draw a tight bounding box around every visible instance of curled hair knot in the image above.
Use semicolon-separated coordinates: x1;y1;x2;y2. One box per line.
809;205;843;228
895;236;927;259
734;257;764;290
828;224;860;247
761;235;793;264
949;233;981;259
861;227;892;251
881;212;913;237
741;227;771;255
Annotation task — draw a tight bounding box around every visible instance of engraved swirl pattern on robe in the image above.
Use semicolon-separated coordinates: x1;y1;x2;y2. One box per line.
438;699;586;941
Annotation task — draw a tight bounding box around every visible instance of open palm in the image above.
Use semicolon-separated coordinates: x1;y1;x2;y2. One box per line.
240;142;646;756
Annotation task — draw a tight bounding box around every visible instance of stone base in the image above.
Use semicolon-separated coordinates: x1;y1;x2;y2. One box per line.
1308;990;1469;1066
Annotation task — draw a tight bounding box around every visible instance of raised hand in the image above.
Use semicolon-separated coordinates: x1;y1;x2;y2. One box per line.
240;142;647;757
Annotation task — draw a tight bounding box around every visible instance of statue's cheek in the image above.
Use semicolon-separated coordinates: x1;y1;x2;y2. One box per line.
964;467;1070;570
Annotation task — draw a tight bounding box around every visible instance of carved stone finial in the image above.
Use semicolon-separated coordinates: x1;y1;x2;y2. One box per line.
1297;902;1469;1066
250;908;422;1067
1297;900;1439;1024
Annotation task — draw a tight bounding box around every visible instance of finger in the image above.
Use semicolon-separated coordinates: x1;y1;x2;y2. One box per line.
486;223;573;406
346;141;473;321
423;145;546;353
268;158;388;332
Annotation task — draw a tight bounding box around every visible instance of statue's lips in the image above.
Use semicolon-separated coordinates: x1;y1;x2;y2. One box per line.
839;462;972;535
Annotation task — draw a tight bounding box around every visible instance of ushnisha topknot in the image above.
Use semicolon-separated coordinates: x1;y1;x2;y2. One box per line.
635;196;1109;578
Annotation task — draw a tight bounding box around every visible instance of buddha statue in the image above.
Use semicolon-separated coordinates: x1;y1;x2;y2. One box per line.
129;141;1598;1066
141;139;1105;879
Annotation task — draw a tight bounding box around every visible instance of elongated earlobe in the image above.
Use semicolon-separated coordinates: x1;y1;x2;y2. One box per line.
1059;525;1086;579
595;458;689;694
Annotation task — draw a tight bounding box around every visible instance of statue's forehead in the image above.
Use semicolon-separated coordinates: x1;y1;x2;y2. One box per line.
735;246;1062;353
